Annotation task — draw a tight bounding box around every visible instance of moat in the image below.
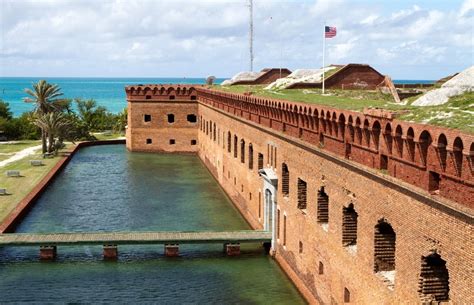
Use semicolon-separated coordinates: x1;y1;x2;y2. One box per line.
0;145;305;304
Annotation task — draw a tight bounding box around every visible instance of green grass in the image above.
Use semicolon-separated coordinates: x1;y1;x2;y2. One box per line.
213;85;474;134
0;140;41;154
92;132;125;141
398;92;474;133
0;144;74;223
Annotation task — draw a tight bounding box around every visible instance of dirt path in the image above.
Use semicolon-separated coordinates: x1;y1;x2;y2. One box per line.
0;145;42;168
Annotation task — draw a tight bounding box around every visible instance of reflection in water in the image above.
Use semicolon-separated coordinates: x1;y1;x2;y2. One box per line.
0;145;305;304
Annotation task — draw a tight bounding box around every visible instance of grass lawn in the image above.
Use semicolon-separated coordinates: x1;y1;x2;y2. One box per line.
0;145;73;223
213;85;473;134
0;140;42;154
93;132;125;141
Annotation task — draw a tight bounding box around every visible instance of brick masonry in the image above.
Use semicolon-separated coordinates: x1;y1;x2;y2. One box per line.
288;64;386;90
126;85;473;304
126;85;199;152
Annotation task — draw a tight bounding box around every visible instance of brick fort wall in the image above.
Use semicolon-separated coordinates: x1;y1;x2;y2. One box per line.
126;85;473;304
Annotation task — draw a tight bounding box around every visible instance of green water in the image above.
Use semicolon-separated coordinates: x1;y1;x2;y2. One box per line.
0;145;305;304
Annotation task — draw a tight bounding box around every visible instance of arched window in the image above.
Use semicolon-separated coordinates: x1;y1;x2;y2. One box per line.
234;135;238;158
227;132;231;153
297;178;307;209
363;119;371;147
342;204;358;247
240;139;245;163
419;130;432;166
372;121;381;150
384;123;393;154
167;114;175;123
406;128;416;161
213;123;216;142
248;144;254;170
258;153;264;170
317;187;329;224
453;137;463;176
418;252;449;302
437;134;447;171
395;125;403;157
209;121;213;139
374;219;396;273
338;114;345;140
355;118;362;145
282;163;289;196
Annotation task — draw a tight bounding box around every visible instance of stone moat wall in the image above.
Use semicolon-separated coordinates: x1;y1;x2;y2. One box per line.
126;85;473;304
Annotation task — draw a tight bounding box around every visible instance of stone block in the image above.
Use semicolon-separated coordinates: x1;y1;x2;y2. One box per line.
164;244;179;257
225;243;240;256
103;244;118;260
40;245;57;260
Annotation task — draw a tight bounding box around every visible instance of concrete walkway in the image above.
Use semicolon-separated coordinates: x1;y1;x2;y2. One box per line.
0;145;42;168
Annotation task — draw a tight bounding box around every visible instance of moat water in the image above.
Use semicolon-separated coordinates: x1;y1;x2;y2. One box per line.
0;145;305;304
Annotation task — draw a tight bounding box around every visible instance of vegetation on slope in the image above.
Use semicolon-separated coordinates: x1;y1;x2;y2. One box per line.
214;85;473;134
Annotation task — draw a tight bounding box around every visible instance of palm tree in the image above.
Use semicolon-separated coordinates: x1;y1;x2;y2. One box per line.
33;112;70;153
76;98;98;131
24;80;64;153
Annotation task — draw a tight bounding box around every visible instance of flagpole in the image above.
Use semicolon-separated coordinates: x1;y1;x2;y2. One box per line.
322;23;326;95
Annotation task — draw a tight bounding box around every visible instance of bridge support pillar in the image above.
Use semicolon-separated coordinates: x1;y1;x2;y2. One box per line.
224;243;240;256
164;244;179;257
263;242;271;254
103;244;118;260
40;245;57;260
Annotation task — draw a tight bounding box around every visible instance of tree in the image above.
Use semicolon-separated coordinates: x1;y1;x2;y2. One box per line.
113;108;127;134
24;80;64;153
33;112;70;153
0;100;13;120
76;99;99;131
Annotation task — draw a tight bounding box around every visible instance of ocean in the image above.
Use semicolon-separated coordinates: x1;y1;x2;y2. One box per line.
0;77;225;116
0;77;433;117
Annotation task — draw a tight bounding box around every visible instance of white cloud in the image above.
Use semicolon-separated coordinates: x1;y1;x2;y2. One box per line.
459;0;474;17
0;0;472;79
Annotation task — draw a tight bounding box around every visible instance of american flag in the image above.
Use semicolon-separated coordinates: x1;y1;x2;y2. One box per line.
325;26;337;38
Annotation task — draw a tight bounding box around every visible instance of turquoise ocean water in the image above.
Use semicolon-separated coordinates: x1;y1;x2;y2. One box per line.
0;77;433;117
0;77;224;116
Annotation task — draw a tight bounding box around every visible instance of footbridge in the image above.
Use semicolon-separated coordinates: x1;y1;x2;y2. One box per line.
0;230;272;260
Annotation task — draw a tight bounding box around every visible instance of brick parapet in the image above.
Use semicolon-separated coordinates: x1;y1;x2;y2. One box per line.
196;87;474;207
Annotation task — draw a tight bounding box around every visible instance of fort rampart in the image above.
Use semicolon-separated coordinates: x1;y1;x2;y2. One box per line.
126;85;473;304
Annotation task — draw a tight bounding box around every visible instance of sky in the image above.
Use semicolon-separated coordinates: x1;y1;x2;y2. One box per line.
0;0;473;79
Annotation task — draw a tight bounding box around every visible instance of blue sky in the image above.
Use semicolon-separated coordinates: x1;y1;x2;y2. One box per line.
0;0;473;79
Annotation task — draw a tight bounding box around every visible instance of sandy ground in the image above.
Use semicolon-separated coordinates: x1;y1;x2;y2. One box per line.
412;65;473;106
0;145;42;168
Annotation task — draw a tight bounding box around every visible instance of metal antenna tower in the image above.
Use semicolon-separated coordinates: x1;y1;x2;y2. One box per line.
248;0;254;72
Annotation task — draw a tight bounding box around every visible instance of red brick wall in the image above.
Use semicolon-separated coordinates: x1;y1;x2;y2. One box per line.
325;65;385;90
127;85;473;304
197;87;474;208
126;85;200;153
196;101;473;304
